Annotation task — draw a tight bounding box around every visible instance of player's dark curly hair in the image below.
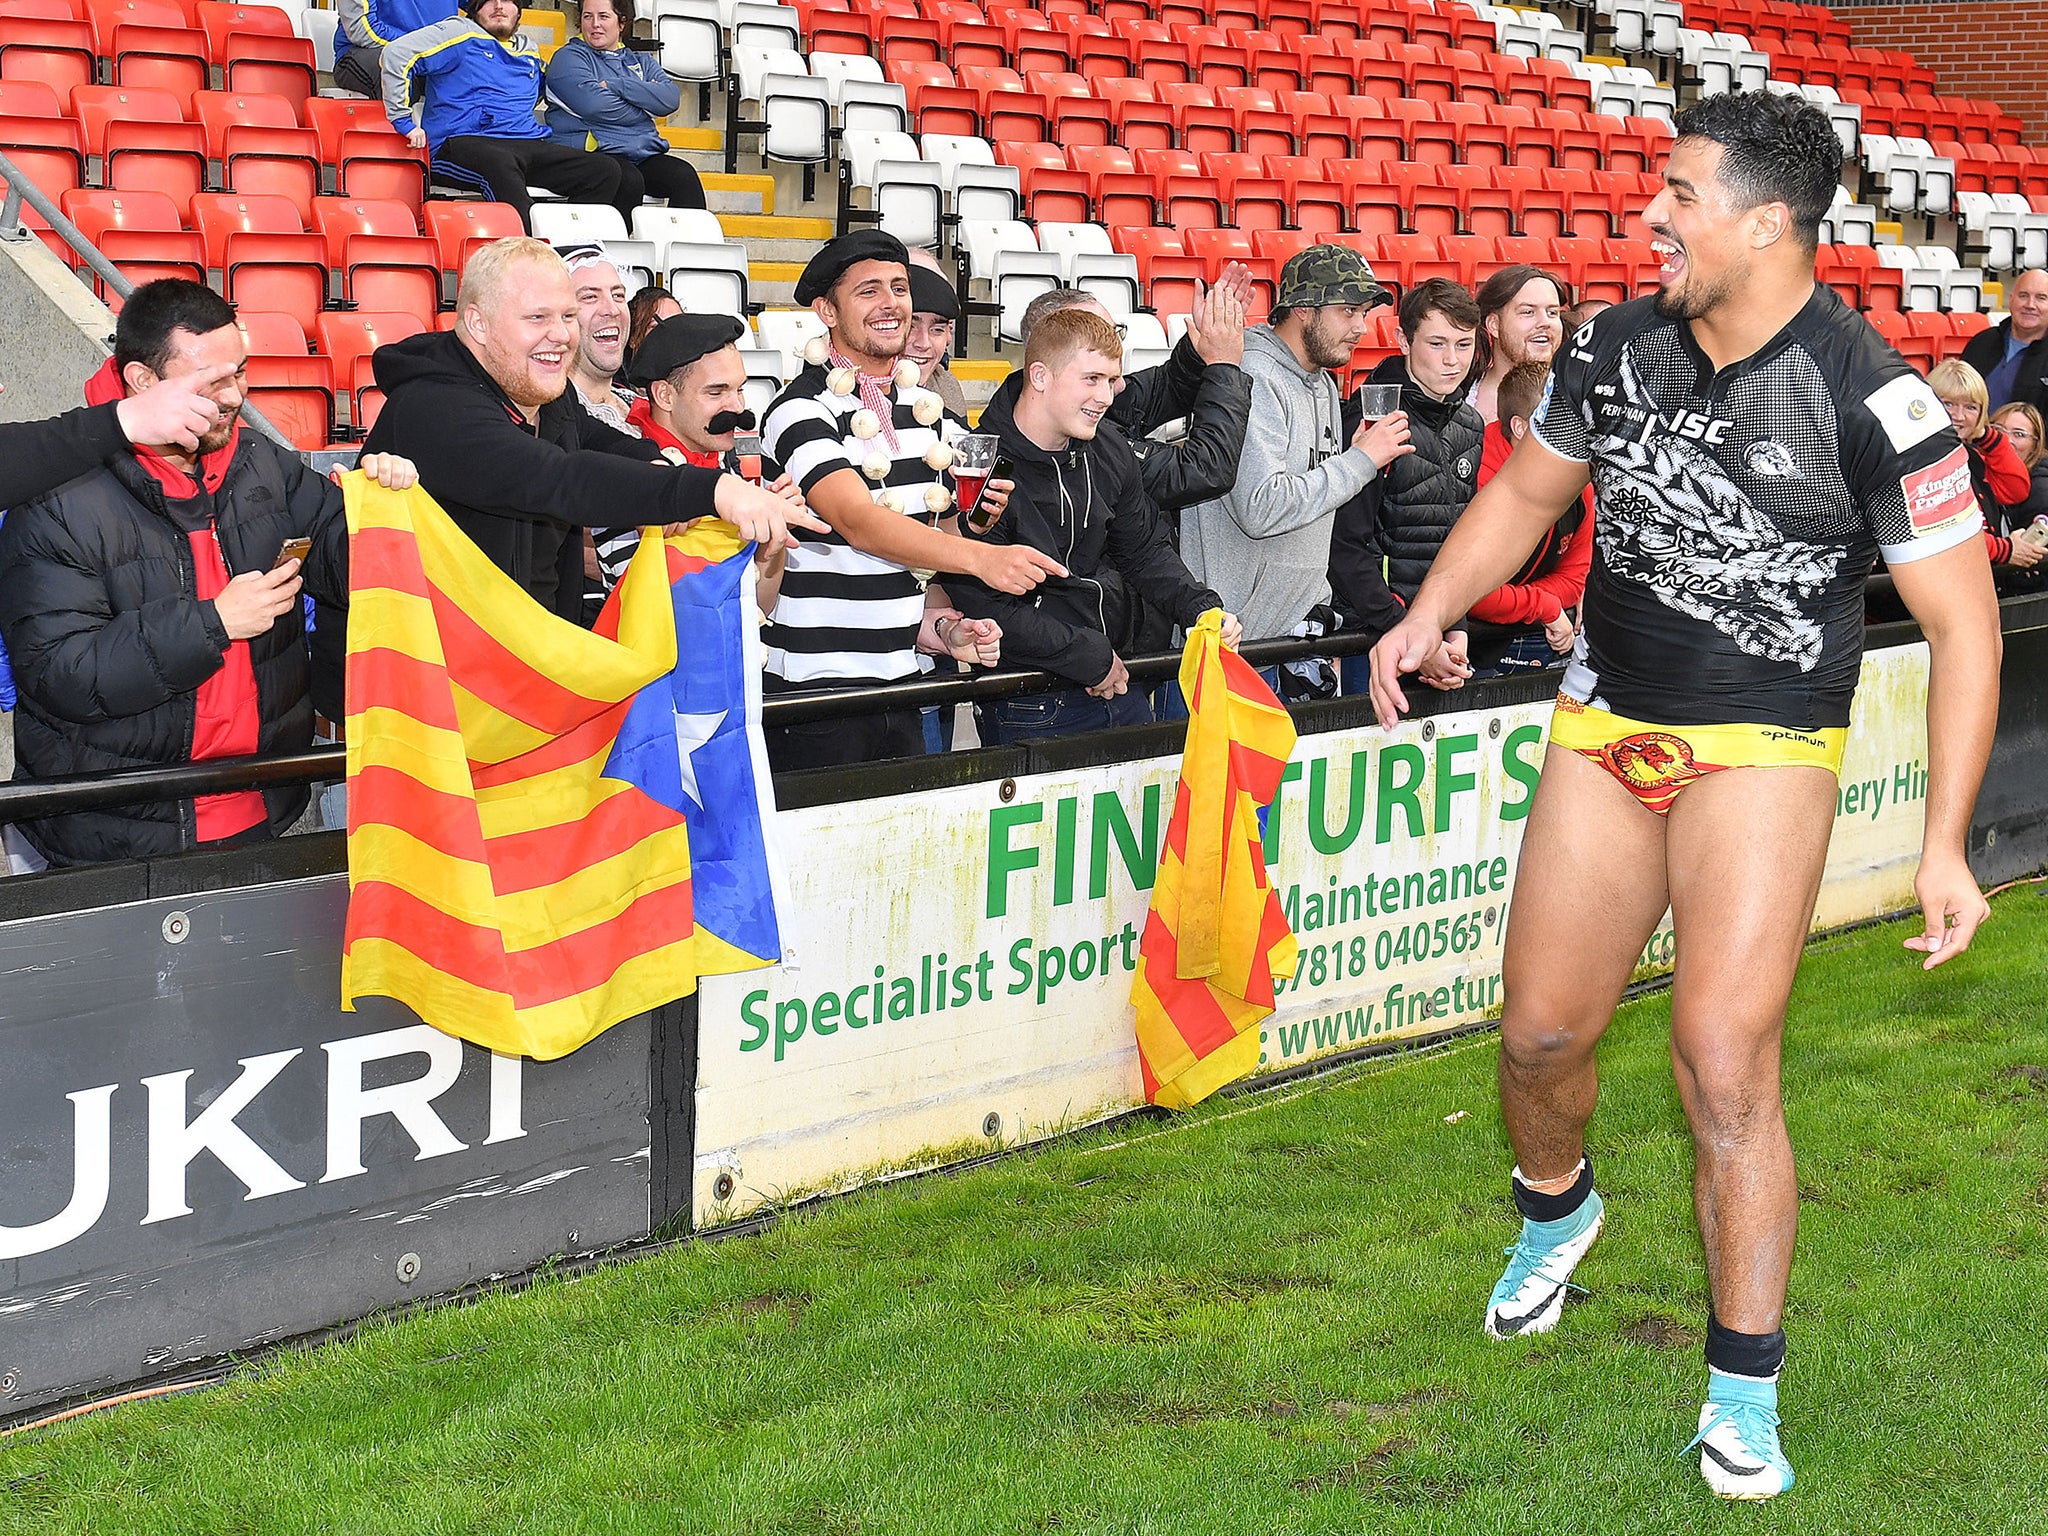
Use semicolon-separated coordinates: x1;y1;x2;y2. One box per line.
1671;90;1844;251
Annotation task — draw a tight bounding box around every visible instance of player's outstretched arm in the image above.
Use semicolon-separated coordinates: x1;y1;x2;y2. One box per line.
1889;537;2002;968
1368;434;1591;729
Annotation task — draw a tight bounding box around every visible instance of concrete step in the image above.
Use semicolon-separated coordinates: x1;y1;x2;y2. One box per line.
749;259;807;307
718;212;835;242
702;171;777;217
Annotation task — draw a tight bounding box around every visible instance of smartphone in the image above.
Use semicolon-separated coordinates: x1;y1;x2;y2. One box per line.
966;456;1015;535
272;535;312;570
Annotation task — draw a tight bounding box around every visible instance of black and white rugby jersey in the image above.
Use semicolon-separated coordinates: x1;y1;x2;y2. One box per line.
760;361;963;687
1530;286;1983;729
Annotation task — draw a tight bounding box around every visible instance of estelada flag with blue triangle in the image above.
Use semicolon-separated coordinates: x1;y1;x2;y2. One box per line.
1129;610;1299;1109
338;476;785;1061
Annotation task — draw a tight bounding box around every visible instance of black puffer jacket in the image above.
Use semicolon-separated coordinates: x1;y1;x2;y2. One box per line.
0;432;348;866
1347;356;1485;603
950;373;1220;688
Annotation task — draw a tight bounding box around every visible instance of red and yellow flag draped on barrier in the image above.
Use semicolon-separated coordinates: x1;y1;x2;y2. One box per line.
338;477;749;1061
1130;611;1299;1109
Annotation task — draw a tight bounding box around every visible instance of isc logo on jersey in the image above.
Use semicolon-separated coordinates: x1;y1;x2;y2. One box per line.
1902;446;1979;534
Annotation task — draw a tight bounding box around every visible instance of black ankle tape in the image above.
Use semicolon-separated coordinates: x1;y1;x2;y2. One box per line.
1513;1158;1593;1222
1706;1315;1787;1379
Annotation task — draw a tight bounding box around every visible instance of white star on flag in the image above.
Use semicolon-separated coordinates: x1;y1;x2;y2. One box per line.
672;710;725;812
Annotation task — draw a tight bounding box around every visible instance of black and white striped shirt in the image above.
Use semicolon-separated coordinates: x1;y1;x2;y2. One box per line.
761;360;964;687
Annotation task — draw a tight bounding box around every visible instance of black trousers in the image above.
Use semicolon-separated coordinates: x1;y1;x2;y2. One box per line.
331;47;380;99
614;150;707;211
434;135;629;230
764;707;924;774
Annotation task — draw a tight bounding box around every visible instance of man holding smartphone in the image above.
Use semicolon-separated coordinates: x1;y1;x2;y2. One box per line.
0;280;418;869
950;308;1240;743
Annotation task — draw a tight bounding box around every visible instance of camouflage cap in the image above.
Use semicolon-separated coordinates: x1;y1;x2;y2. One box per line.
1275;244;1393;311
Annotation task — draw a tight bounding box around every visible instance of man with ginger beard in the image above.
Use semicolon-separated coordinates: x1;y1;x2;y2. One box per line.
362;236;816;627
1470;264;1568;425
761;229;1049;770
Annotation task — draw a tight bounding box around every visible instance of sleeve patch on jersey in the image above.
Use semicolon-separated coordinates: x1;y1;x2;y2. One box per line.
1865;374;1950;453
1901;446;1979;534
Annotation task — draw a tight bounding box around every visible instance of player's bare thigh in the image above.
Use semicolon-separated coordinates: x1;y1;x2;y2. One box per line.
1500;745;1674;1056
1663;764;1839;1061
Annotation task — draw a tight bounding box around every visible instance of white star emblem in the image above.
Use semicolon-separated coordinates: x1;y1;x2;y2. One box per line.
672;709;725;812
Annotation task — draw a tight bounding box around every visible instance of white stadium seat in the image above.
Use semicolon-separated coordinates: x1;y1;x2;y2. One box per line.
530;204;631;245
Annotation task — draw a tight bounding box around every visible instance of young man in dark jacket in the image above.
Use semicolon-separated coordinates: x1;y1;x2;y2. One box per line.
951;308;1240;742
0;281;417;869
1329;278;1487;696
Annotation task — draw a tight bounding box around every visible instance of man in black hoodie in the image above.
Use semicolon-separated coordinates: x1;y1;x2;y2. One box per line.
1329;277;1487;696
951;309;1239;743
361;235;813;627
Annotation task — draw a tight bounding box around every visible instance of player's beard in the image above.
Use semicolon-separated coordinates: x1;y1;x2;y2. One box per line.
1654;260;1742;323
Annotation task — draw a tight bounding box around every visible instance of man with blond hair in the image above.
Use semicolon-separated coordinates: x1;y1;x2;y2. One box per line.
362;236;815;621
951;307;1239;742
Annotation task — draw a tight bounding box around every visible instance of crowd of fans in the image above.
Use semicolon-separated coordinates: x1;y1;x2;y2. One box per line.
4;30;2048;872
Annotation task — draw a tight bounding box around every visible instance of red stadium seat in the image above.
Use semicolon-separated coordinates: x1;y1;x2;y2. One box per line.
316;310;425;432
1336;163;1401;239
1382;96;1457;166
99;7;209;111
423;199;524;274
1441;100;1508;168
1096;76;1174;152
1201;151;1286;232
1264;154;1345;237
1157;80;1235;155
0;16;94;101
305;95;430;209
995;142;1089;222
314;196;439;324
1216;84;1294;158
1136;145;1224;228
1382;160;1461;237
0;113;84;211
1068;142;1151;226
193;192;327;330
60;187;202;305
238;309;333;451
1439;163;1515;240
1490;165;1564;240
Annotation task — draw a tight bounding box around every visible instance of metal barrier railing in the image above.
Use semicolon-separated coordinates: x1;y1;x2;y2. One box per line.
0;147;294;452
0;627;1383;822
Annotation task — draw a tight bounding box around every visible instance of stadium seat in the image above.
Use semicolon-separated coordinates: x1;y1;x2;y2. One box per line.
237;309;333;450
529;202;629;245
921;133;1020;223
192;192;328;330
0;14;95;101
754;306;826;375
59;186;203;305
842;130;944;248
1266;154;1345;238
424;200;524;276
314;197;439;324
306;96;430;208
106;20;211;112
315;309;424;435
664;239;750;316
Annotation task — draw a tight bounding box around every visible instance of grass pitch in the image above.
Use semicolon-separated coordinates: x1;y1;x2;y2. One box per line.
6;892;2048;1535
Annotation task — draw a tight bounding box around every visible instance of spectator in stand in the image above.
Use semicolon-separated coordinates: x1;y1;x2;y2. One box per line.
1329;278;1485;696
1471;264;1568;425
1961;267;2048;413
761;230;1036;771
560;245;636;431
333;0;453;100
601;312;805;608
1181;246;1410;670
903;261;968;419
1989;401;2048;592
1929;359;2043;582
0;280;419;869
624;285;681;365
361;238;810;632
383;0;631;233
1018;273;1254;518
1561;297;1610;335
1463;360;1593;677
545;0;708;211
950;309;1239;741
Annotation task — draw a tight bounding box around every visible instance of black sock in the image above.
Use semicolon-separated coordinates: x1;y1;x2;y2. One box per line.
1512;1157;1593;1222
1705;1314;1787;1380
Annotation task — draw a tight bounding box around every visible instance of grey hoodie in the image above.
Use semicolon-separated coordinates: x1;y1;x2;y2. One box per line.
1179;324;1379;641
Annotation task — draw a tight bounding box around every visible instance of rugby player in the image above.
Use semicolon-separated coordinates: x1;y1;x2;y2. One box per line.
1367;91;2002;1500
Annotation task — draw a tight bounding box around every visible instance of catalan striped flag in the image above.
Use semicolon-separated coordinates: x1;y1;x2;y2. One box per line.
338;477;783;1061
1129;611;1299;1109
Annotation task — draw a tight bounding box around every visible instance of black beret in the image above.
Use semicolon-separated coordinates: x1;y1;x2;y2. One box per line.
794;229;910;305
627;312;747;387
908;264;959;321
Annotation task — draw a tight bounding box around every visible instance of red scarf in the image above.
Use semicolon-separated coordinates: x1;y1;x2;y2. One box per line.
85;361;265;843
625;396;726;468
